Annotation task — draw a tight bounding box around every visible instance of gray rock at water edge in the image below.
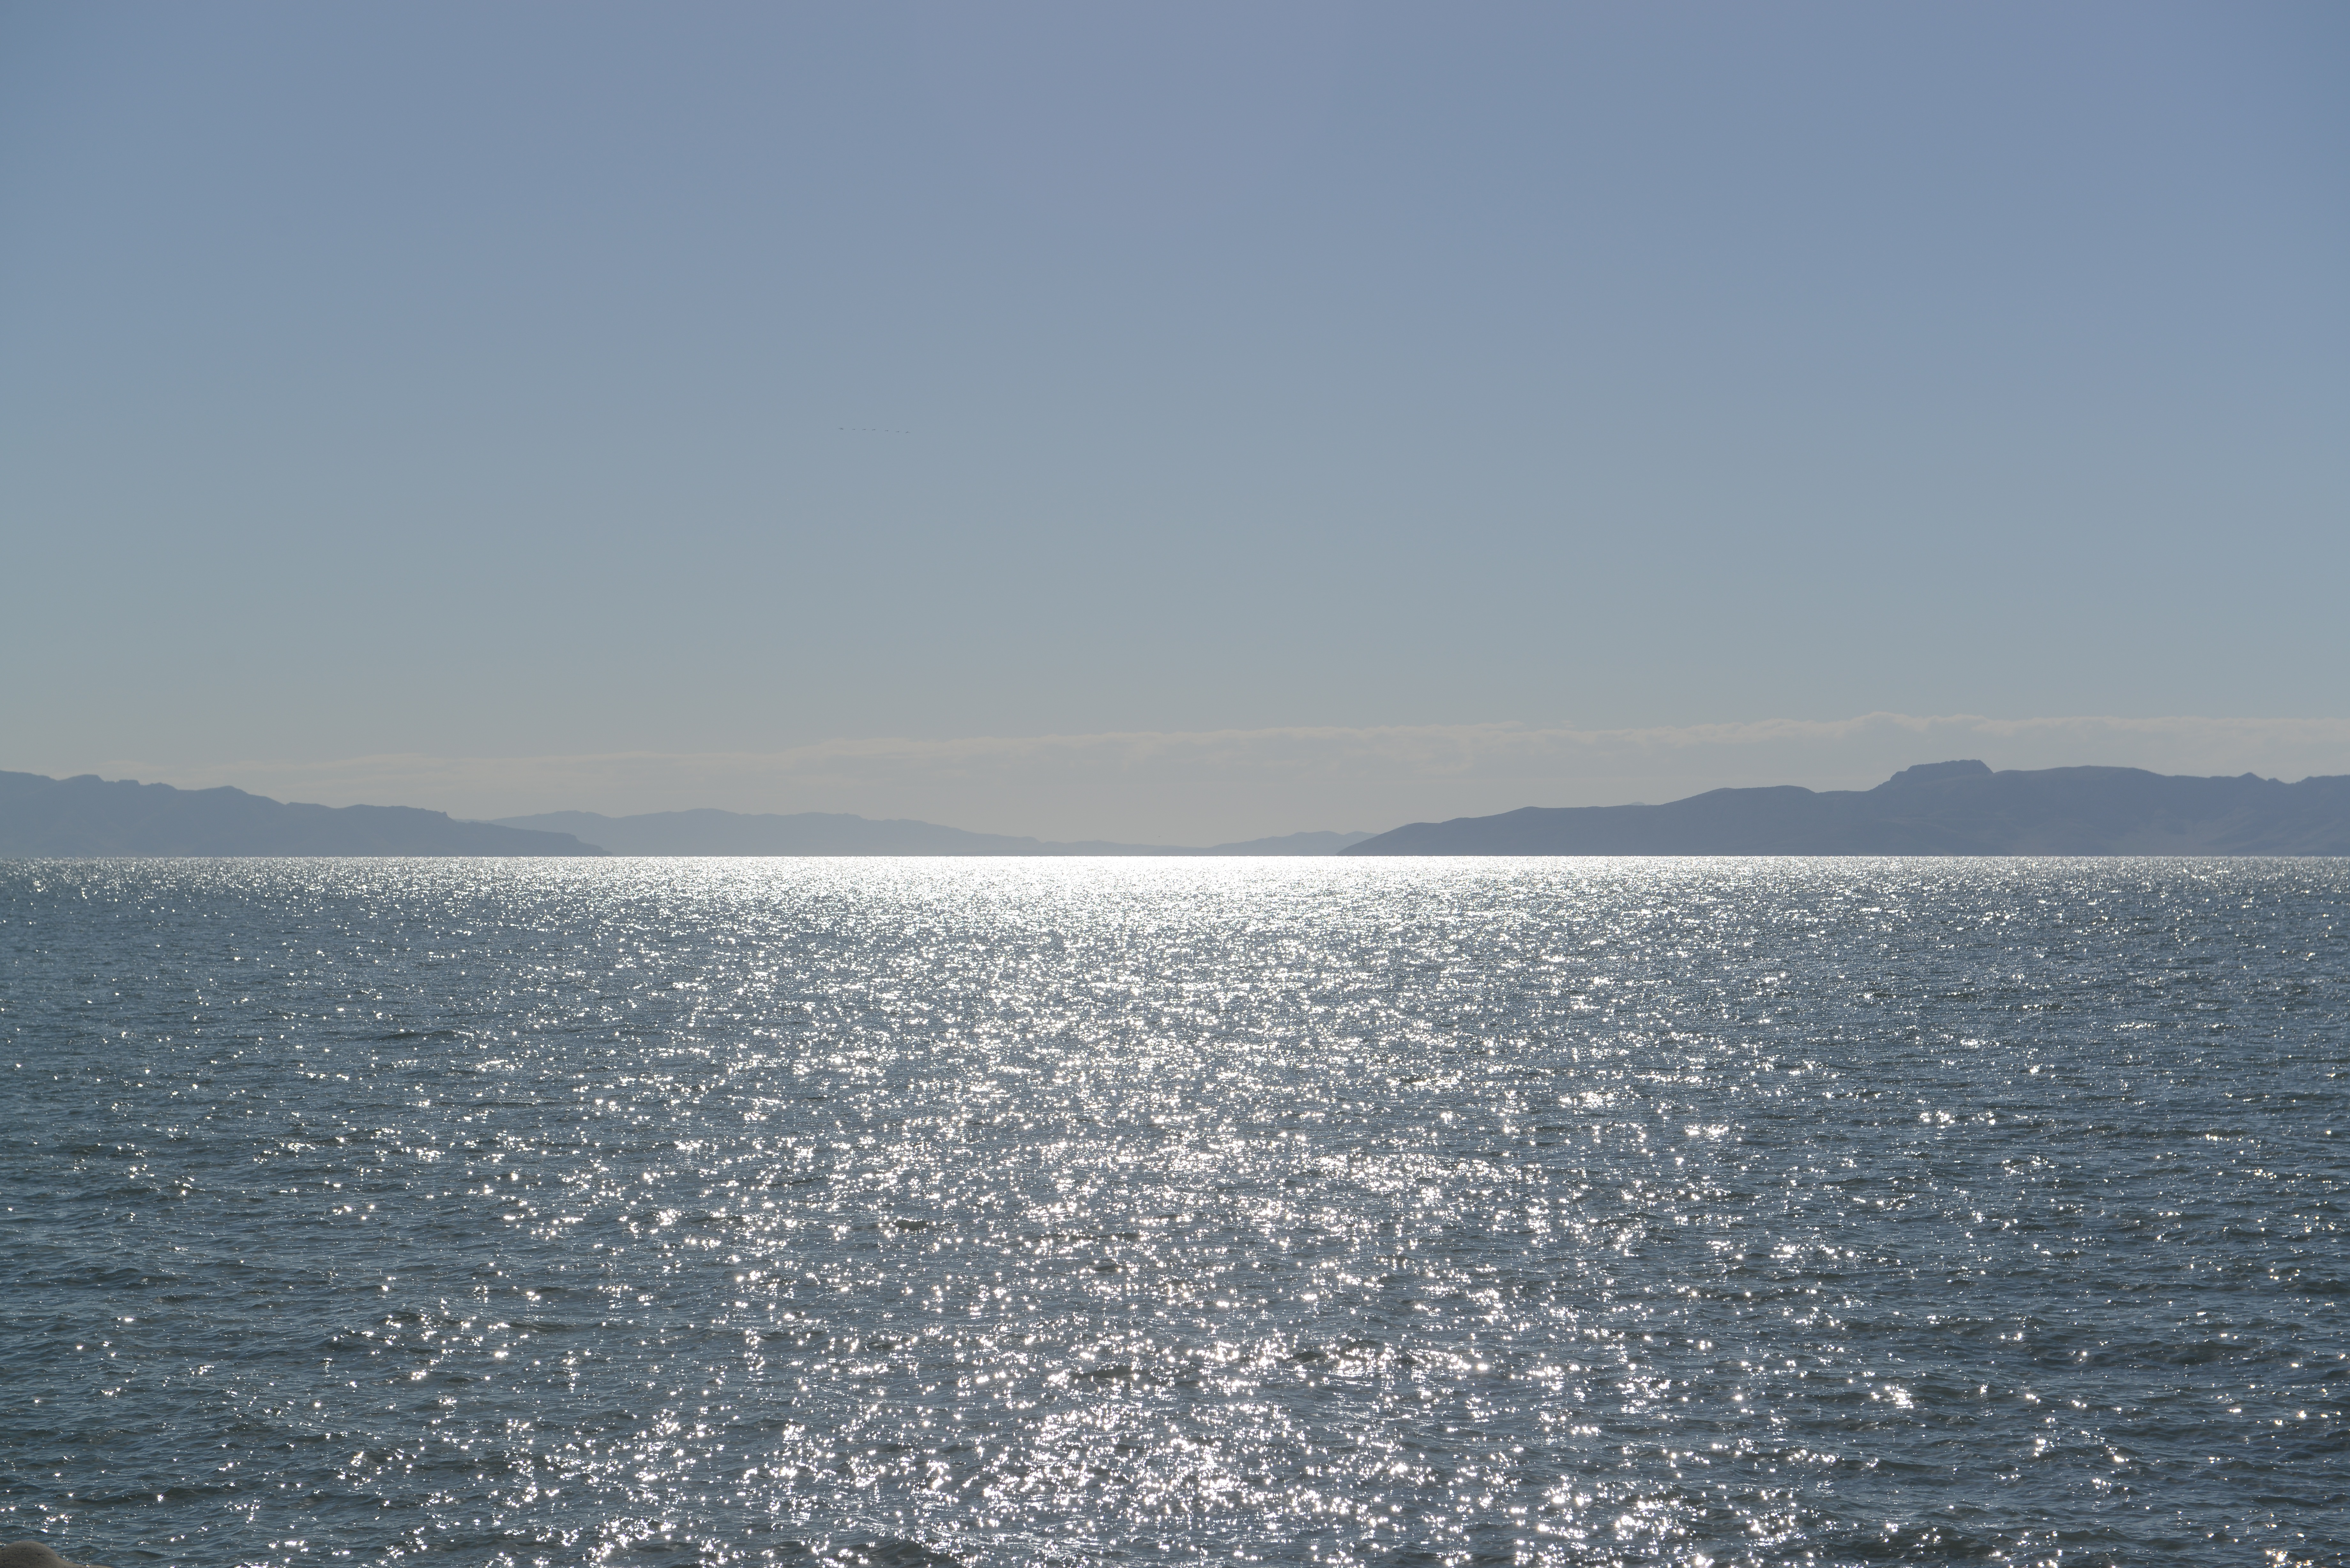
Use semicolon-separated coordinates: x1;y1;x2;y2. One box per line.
0;1543;110;1568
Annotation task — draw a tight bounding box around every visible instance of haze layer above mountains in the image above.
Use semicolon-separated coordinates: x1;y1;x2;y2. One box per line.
488;810;1368;857
2;764;2346;857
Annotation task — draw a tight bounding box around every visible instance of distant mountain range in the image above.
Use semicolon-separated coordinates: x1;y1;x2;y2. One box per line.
0;771;599;856
1345;760;2350;856
7;762;2346;858
491;808;1372;856
0;772;1370;856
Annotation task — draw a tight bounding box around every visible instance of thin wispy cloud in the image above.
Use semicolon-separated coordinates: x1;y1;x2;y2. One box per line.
75;712;2350;847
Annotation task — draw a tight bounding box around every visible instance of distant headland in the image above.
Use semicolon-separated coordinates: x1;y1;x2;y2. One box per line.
0;772;1368;857
0;771;600;857
1344;761;2350;856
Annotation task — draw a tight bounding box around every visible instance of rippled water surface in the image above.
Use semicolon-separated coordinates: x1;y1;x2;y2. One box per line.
3;858;2345;1567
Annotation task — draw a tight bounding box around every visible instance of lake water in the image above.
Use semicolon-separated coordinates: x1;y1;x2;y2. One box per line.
2;858;2343;1567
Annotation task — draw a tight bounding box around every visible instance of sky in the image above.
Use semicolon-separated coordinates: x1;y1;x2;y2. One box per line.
4;2;2346;842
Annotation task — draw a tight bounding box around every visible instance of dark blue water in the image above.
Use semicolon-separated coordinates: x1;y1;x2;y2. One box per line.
3;858;2344;1567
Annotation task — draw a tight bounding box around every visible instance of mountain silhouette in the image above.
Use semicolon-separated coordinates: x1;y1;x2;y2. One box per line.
492;809;1371;856
21;760;2341;860
1344;761;2350;856
0;772;601;856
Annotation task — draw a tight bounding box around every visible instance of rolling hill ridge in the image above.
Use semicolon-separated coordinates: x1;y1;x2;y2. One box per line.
0;772;601;856
1344;761;2350;856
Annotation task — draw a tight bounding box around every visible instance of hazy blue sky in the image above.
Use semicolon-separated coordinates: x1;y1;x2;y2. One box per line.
5;3;2346;836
